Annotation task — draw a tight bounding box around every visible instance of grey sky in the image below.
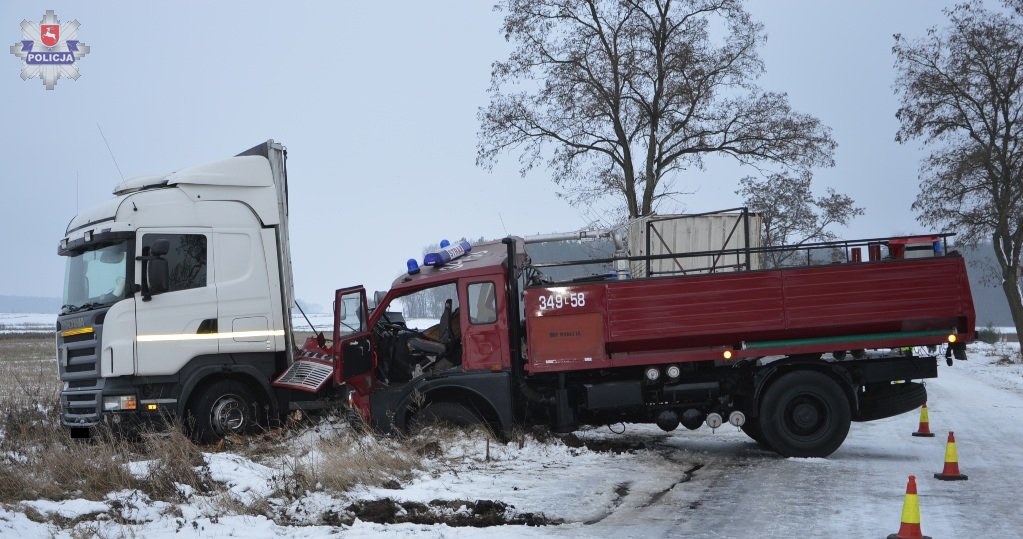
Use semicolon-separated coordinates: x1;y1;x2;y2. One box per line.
1;1;965;309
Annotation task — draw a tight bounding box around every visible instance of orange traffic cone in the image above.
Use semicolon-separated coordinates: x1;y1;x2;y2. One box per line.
911;404;935;437
934;431;968;480
887;475;931;539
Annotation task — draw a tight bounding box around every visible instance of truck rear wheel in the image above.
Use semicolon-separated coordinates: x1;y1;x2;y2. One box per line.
759;371;851;458
855;382;926;422
187;380;262;443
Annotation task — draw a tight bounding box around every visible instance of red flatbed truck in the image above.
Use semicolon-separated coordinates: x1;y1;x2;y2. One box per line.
275;225;975;458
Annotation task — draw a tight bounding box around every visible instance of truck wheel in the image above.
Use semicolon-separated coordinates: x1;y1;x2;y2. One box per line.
740;416;772;449
759;371;851;458
187;380;262;444
855;382;926;422
411;402;481;431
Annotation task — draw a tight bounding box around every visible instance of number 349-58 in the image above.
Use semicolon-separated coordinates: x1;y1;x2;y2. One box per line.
538;292;586;311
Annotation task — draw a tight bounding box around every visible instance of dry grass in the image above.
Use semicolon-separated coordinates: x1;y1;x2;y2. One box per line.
141;426;215;500
277;428;419;495
0;404;138;502
0;334;60;403
0;333;507;529
0;335;138;502
0;332;54;358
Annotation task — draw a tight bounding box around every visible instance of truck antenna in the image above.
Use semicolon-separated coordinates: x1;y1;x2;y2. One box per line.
96;123;125;181
498;212;509;236
294;300;325;346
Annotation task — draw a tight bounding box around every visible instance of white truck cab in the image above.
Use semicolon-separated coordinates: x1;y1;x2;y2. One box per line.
56;141;297;441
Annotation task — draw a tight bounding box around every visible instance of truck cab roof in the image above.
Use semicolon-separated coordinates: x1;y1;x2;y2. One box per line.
67;143;283;235
389;239;520;292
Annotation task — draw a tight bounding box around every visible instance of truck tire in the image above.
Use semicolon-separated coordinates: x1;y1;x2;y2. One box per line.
855;382;926;422
187;380;262;444
740;416;772;449
411;402;481;431
759;371;851;458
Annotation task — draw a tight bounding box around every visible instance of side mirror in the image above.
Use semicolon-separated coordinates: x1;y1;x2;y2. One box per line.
149;259;169;295
138;242;170;301
151;239;170;257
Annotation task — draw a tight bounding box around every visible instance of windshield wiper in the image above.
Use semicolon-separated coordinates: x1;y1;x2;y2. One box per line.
61;302;106;315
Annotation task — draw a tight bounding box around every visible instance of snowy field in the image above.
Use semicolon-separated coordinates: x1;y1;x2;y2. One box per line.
0;341;1021;537
0;313;55;333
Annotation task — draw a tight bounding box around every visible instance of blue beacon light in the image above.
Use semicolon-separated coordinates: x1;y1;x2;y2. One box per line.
406;258;420;275
423;239;472;267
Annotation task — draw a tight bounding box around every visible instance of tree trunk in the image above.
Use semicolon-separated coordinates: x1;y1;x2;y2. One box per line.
992;231;1023;343
1002;269;1023;343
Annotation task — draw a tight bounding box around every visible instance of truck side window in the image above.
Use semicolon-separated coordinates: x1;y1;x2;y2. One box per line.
468;281;497;324
141;234;207;292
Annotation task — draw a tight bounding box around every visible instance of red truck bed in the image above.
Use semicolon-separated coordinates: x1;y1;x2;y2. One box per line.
524;255;974;373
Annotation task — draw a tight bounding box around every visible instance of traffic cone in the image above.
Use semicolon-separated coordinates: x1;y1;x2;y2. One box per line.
934;431;968;480
887;475;931;539
911;404;935;437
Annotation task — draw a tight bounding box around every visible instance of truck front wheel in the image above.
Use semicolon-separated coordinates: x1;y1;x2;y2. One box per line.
187;380;262;443
759;371;851;458
411;402;482;431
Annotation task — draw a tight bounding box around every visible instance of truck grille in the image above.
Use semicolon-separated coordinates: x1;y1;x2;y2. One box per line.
57;313;103;426
62;340;99;378
63;392;101;422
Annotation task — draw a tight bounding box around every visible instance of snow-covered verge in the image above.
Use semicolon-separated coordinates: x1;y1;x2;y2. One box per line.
0;421;692;538
1;343;1021;538
952;340;1023;392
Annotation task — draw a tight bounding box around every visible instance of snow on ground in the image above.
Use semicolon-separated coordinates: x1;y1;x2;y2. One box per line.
293;312;333;333
1;343;1021;537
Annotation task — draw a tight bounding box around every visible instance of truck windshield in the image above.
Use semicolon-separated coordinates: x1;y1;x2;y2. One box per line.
62;241;130;314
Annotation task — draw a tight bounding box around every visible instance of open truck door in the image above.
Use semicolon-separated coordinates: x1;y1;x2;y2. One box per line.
333;286;375;392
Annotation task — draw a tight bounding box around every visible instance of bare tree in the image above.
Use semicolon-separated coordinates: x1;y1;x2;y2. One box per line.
894;0;1023;338
737;172;863;267
478;0;836;218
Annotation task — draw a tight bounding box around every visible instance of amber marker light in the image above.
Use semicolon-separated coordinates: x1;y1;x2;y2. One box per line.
723;350;733;359
948;334;957;343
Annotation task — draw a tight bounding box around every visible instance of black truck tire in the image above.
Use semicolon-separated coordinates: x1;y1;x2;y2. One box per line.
187;380;262;444
759;371;851;458
740;416;772;449
412;401;481;430
855;382;927;422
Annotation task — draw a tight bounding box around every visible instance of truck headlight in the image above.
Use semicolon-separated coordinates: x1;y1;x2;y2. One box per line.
644;367;661;382
665;364;681;379
102;395;137;411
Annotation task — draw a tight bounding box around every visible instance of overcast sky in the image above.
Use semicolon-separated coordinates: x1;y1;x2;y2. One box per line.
1;1;969;310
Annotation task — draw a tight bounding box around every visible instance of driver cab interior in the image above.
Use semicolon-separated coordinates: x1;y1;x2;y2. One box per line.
374;283;462;384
